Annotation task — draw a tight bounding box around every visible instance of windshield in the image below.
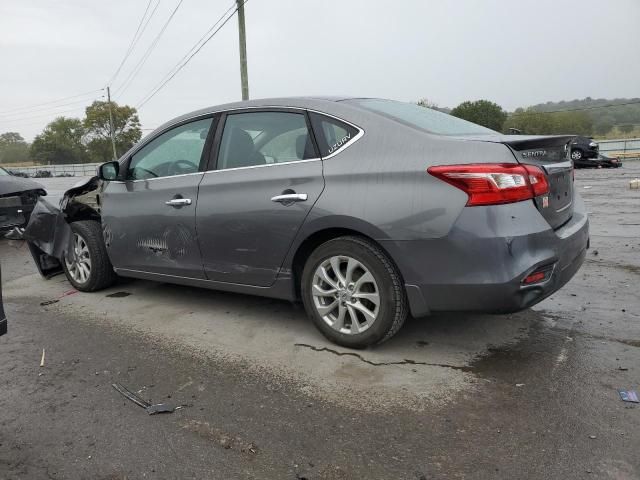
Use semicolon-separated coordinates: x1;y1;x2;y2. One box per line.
350;98;497;135
0;167;9;176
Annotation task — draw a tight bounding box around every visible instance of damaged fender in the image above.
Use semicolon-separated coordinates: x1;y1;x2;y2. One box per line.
24;176;103;278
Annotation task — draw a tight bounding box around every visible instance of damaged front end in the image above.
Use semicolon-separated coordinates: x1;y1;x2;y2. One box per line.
25;177;104;278
0;176;46;233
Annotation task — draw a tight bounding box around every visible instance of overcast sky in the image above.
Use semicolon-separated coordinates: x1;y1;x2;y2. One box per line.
1;0;638;140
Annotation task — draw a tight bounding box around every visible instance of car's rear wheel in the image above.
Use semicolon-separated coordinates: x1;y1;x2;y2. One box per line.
571;149;583;160
62;220;117;292
301;236;408;349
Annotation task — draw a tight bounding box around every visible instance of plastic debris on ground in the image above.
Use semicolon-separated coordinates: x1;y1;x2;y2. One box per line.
618;390;639;403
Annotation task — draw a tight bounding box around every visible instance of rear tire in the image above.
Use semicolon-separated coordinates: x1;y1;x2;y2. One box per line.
301;236;408;349
571;149;583;160
62;220;117;292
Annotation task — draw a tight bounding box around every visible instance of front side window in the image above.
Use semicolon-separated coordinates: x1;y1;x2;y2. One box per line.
128;118;213;180
217;112;316;170
0;168;9;176
309;112;360;157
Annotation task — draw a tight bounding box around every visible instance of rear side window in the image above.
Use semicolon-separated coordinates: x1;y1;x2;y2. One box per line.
217;112;316;170
309;112;360;157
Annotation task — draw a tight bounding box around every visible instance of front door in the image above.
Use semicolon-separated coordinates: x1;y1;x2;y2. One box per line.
197;109;324;286
102;117;214;278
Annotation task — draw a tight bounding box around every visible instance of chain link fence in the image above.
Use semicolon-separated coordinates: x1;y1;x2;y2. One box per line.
597;138;640;159
3;163;101;178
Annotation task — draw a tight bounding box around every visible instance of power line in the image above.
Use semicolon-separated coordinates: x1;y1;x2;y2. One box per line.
0;89;104;115
107;0;157;87
113;0;185;99
509;100;640;117
0;96;104;119
136;2;241;109
135;2;236;108
0;106;92;125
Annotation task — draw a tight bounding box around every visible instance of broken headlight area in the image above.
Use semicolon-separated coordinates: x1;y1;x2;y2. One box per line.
0;190;41;231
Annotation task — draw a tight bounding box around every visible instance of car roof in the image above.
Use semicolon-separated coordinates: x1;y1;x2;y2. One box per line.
155;96;368;132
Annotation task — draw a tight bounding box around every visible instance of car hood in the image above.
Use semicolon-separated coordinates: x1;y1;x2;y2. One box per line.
0;176;47;197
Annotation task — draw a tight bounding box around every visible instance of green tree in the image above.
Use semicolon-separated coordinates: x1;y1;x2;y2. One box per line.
450;100;507;131
593;115;615;136
30;117;88;165
83;101;142;162
504;108;592;135
0;132;30;164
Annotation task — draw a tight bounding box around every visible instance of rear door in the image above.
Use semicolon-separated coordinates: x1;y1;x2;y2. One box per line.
101;116;215;278
196;109;324;286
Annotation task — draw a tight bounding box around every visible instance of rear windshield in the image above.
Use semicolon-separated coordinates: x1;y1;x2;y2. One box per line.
350;99;497;135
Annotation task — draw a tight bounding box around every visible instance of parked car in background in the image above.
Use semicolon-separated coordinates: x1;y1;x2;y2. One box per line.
0;167;46;232
570;136;599;161
573;153;622;169
26;97;589;348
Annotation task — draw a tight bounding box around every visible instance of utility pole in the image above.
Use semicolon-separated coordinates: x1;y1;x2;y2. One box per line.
106;86;118;160
236;0;249;100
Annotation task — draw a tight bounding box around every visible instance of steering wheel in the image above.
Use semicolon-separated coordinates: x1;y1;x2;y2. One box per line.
169;159;196;176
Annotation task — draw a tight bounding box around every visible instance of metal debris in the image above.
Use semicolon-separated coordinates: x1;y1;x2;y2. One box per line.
112;383;184;415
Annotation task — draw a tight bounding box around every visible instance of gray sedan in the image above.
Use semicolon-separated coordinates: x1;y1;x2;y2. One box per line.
27;97;589;348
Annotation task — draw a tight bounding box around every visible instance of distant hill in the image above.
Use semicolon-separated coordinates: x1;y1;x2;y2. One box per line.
527;97;640;137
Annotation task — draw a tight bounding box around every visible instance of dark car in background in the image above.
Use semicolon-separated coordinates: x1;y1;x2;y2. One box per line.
570;136;599;161
27;97;589;348
573;153;622;169
0;167;46;233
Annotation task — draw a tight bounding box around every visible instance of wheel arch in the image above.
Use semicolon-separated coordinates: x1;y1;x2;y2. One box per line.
288;218;398;300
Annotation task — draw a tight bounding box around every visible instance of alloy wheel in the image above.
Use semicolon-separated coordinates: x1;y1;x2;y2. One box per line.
65;233;92;284
311;255;380;335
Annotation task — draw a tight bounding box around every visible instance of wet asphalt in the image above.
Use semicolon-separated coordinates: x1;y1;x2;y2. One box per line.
0;163;639;479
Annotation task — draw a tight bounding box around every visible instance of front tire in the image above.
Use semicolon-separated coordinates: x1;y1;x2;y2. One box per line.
301;236;408;349
571;149;583;160
62;220;117;291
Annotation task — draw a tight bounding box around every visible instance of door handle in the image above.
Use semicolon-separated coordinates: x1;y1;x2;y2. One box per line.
165;198;192;207
271;193;308;203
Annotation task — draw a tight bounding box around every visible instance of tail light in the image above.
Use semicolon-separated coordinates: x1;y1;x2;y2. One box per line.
427;163;549;206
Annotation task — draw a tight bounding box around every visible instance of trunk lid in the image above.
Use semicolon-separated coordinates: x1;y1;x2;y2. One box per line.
456;134;575;230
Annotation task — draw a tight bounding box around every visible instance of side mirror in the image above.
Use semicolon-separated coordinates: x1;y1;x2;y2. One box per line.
98;161;119;181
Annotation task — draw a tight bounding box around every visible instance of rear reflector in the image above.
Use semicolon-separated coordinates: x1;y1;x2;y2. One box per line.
427;163;549;206
523;271;546;285
522;264;554;285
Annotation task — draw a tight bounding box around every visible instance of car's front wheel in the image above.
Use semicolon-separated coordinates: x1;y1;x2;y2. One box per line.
62;220;117;291
301;236;408;349
571;149;583;160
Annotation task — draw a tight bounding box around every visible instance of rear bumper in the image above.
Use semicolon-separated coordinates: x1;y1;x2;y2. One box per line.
382;194;589;317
